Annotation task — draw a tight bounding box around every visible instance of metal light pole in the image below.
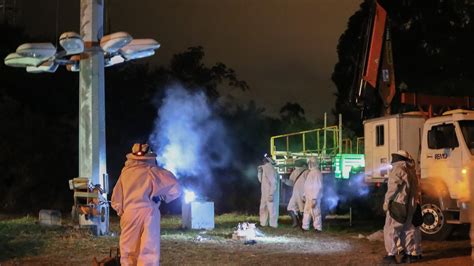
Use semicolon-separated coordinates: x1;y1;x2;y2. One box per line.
4;0;160;237
79;0;107;199
79;0;108;235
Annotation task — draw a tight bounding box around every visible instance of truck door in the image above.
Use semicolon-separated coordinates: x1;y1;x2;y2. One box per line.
421;123;463;199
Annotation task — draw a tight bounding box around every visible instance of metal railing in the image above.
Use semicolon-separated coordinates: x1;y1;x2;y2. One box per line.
270;125;341;158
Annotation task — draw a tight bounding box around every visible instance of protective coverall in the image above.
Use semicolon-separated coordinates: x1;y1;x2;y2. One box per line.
258;160;278;228
111;151;181;266
405;157;422;257
286;166;308;214
383;157;418;256
302;158;323;231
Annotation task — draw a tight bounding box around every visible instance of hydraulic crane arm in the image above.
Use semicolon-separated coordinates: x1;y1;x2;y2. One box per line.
352;0;396;117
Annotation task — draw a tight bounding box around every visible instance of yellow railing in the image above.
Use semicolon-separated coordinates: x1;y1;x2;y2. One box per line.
270;125;341;159
270;127;364;159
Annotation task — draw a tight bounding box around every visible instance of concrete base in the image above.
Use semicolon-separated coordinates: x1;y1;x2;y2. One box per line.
182;201;214;230
39;209;61;226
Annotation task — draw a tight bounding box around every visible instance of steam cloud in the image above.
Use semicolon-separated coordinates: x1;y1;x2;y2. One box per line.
322;172;369;211
149;84;231;183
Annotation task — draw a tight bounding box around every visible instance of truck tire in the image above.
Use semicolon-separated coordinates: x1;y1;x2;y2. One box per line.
420;198;453;240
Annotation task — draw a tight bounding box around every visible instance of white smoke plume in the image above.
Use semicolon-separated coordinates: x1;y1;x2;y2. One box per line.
149;84;231;182
323;172;370;211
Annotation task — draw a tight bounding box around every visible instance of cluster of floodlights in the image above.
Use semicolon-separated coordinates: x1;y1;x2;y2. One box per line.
4;32;160;73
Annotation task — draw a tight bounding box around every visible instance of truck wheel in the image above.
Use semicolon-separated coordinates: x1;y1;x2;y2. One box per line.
420;199;453;240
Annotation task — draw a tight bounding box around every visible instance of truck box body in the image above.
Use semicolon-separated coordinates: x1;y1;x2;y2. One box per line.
363;113;425;183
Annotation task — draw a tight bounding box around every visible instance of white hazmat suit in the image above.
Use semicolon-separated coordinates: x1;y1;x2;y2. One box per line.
258;159;278;228
383;151;418;257
404;157;422;258
302;157;323;231
111;145;181;266
286;166;308;214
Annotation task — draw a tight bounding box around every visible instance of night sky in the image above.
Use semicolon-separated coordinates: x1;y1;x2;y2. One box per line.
18;0;361;120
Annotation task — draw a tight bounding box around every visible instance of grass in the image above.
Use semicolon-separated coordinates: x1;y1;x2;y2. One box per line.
0;212;384;264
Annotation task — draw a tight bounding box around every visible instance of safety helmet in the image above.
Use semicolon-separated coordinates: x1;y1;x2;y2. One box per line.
132;143;150;156
263;153;275;165
391;150;410;159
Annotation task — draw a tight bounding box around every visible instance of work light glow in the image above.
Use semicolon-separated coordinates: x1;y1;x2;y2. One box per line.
184;189;196;203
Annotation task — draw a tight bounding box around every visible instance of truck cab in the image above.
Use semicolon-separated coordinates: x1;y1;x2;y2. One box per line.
364;109;474;240
419;110;474;239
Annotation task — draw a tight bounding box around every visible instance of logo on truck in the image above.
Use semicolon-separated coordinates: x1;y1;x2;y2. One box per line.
434;153;448;160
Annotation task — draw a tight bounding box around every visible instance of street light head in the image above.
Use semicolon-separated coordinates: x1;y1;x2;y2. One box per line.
66;55;80;72
123;49;155;60
105;54;125;67
16;43;56;59
119;39;160;60
100;32;132;53
60;32;84;55
26;60;58;73
4;53;45;68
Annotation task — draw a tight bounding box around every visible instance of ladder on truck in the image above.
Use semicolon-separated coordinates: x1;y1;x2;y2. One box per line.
270;114;365;226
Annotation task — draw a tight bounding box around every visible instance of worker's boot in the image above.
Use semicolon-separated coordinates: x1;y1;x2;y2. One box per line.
297;212;304;227
288;211;299;228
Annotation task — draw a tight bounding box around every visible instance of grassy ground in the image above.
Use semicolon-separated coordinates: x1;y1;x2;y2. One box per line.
0;213;470;265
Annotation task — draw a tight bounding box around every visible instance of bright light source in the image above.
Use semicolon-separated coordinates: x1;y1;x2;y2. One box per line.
16;43;56;58
26;60;58;73
120;39;160;60
100;32;132;53
184;189;196;203
105;54;125;67
66;55;80;72
60;32;84;55
462;168;467;175
122;49;155;60
4;53;45;67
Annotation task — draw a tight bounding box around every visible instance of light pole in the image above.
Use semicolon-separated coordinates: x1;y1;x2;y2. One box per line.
4;0;160;235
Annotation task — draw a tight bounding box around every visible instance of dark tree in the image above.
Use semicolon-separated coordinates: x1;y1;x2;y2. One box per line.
169;46;249;99
332;0;474;135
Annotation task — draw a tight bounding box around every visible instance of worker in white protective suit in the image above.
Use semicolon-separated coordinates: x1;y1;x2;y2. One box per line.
382;150;419;264
257;156;278;228
302;157;323;232
111;143;181;266
284;159;309;227
403;154;423;263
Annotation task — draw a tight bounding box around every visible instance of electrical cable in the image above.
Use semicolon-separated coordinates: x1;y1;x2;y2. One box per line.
54;0;59;48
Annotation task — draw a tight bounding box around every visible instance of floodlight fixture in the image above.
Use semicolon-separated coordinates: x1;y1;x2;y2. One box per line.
122;49;155;60
60;32;84;55
100;32;132;53
66;55;81;72
26;60;58;73
4;53;45;68
119;39;160;60
16;43;56;59
105;54;125;67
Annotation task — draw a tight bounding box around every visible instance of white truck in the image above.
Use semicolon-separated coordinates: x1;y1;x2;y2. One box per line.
364;109;474;240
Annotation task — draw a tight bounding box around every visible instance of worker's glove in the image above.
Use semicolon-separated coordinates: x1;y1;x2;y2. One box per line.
311;199;316;208
152;195;165;204
383;202;388;212
268;195;273;202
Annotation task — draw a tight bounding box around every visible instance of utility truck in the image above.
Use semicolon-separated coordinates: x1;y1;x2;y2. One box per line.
356;1;474;240
364;109;474;240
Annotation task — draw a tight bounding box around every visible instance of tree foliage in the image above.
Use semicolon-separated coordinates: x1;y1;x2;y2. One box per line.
0;23;314;213
332;0;474;135
169;46;249;99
